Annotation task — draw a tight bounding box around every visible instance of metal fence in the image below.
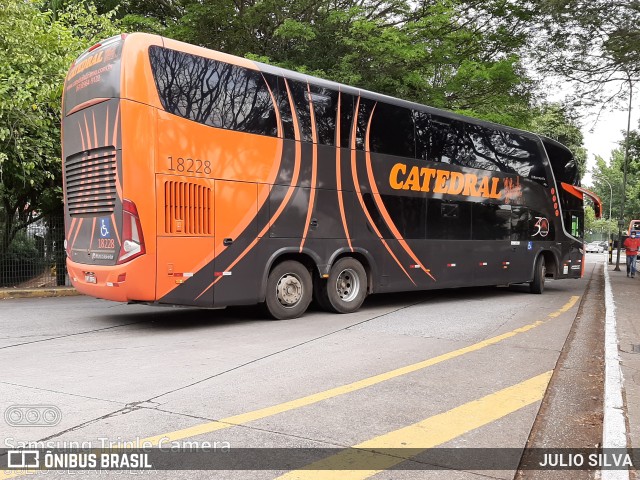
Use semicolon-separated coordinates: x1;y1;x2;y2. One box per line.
0;216;68;288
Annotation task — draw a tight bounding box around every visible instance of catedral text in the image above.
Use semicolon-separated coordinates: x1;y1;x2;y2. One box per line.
389;163;504;199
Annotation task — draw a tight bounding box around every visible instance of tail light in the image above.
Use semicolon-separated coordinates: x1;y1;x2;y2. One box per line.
117;199;146;264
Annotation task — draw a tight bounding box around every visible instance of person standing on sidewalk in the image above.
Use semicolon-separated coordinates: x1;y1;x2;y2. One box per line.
623;231;640;277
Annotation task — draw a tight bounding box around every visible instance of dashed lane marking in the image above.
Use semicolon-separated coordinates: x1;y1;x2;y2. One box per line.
277;371;553;480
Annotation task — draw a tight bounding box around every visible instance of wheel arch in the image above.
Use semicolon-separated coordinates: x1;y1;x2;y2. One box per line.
327;248;378;294
259;248;322;302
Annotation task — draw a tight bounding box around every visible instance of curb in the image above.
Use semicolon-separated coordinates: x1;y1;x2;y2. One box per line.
0;287;81;300
602;263;629;480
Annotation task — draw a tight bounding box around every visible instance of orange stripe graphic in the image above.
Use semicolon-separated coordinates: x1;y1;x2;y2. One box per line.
364;104;435;282
350;97;415;286
92;111;99;149
300;83;318;252
194;79;302;301
84;113;92;150
104;106;110;147
70;218;83;251
110;213;121;246
78;121;86;150
336;92;353;251
112;105;123;200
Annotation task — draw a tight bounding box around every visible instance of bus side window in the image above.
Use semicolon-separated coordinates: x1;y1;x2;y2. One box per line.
339;93;356;147
288;80;313;142
264;74;295;140
369;103;415;158
308;85;338;146
426;200;471;240
472;203;511;240
380;195;427;239
511;206;530;240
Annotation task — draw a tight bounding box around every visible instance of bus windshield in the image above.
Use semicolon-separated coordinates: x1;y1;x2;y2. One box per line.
64;35;123;115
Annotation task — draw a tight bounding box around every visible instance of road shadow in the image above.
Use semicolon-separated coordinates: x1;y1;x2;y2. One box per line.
86;279;571;332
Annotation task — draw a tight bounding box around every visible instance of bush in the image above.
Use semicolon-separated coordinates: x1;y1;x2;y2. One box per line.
0;233;45;286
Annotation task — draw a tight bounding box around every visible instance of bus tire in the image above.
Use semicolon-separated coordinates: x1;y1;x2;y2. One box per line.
529;255;546;294
265;260;312;320
324;257;367;313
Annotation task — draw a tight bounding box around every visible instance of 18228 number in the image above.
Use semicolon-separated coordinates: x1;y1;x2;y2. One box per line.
168;156;211;175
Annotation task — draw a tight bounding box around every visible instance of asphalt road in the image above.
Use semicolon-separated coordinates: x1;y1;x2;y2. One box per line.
0;256;603;479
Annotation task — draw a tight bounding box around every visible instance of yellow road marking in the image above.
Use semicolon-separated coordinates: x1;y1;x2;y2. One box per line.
277;371;553;480
141;295;577;445
0;296;578;480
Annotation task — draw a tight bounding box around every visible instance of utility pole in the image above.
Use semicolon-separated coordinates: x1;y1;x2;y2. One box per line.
594;175;613;263
614;75;633;271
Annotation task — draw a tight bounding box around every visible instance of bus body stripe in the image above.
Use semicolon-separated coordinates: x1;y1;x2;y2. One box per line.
364;104;435;282
335;92;353;251
84;113;92;150
194;78;303;301
300;82;318;252
350;97;415;286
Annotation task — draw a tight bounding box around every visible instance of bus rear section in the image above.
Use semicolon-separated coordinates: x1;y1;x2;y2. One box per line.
62;35;155;302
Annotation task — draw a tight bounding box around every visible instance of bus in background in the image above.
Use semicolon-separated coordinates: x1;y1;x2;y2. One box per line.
629;220;640;235
61;33;602;320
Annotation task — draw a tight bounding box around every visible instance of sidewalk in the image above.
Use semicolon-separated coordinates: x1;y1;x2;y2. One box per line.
604;256;640;458
0;286;79;300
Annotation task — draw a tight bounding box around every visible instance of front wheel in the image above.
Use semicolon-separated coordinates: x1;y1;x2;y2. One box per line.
529;255;546;294
317;257;368;313
265;261;312;320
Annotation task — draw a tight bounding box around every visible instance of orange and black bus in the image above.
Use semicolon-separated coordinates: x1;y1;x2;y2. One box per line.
62;33;602;319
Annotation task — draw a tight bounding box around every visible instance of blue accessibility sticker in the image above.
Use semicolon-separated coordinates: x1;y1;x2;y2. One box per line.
99;217;111;238
527;241;533;251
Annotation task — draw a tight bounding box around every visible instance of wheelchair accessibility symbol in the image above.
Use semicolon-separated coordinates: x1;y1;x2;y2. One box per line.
100;218;111;238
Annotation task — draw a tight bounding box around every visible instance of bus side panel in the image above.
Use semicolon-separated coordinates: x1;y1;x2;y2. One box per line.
213;180;259;307
118;100;157;301
155;174;215;306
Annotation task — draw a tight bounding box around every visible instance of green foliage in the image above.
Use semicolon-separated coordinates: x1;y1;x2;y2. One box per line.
0;0;118;253
535;0;640;108
590;125;640;232
526;103;588;177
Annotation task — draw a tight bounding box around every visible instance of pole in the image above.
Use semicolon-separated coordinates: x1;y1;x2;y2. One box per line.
594;175;613;263
614;76;633;271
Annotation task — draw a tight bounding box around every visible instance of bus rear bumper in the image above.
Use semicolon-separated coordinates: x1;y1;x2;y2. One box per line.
66;256;155;302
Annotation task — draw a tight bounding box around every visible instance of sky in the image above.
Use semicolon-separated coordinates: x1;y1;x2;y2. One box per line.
581;105;639;186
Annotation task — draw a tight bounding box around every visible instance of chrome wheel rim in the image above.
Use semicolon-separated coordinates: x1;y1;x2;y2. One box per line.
335;268;360;302
276;273;303;308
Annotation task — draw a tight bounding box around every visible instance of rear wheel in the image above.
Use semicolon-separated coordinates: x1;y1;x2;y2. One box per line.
317;257;367;313
265;261;312;320
529;255;546;294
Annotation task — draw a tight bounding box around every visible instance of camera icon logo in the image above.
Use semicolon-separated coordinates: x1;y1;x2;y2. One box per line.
5;405;61;427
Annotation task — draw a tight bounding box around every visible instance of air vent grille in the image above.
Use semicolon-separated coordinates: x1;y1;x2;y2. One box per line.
65;147;117;216
164;181;212;234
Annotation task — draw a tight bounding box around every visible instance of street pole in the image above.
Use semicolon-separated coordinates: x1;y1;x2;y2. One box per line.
614;75;633;271
594;175;613;263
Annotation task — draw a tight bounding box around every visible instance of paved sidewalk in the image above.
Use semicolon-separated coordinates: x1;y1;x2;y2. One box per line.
0;286;79;300
605;255;640;457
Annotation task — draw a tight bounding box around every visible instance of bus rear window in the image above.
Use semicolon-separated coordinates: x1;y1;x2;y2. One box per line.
64;36;123;115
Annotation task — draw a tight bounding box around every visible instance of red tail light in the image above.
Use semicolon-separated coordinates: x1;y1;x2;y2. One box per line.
117;199;146;264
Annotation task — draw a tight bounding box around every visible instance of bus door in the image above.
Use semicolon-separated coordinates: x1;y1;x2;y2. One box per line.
213;180;259;307
156;175;214;306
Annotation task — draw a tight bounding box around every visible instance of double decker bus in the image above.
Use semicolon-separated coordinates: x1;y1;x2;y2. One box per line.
61;33;601;319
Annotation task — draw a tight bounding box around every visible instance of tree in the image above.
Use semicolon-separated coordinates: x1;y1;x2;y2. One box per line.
526;103;588;177
0;0;118;255
589;124;640;228
159;0;538;128
535;0;640;111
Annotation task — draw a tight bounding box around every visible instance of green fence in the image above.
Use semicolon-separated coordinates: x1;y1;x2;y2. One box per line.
0;216;68;288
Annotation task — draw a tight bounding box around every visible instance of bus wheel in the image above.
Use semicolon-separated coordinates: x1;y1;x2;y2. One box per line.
529;256;546;294
324;257;367;313
265;260;312;320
